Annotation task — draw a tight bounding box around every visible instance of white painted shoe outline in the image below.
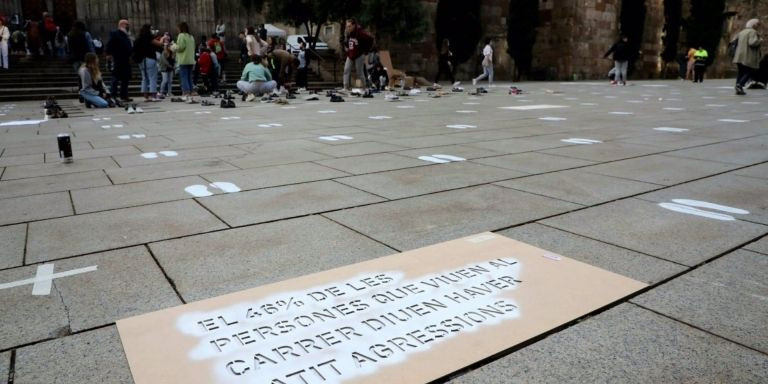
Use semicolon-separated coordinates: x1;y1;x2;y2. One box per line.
184;182;242;197
654;127;689;133
658;199;749;221
318;135;353;141
446;124;477;129
368;116;392;120
257;123;283;128
141;151;178;159
561;138;602;145
418;154;467;163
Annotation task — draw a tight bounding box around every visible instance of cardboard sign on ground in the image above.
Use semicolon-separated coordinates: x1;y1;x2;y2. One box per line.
117;233;647;384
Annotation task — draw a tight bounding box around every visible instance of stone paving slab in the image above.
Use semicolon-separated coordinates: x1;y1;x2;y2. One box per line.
449;303;768;384
336;161;526;199
13;326;133;384
26;200;227;263
745;236;768;255
615;132;728;150
71;176;212;214
308;141;410;157
325;185;579;251
233;138;328;153
395;144;505;160
0;154;44;167
472;152;595;173
637;173;768;225
201;161;349;191
496;170;659;205
112;145;249;168
500;223;686;284
664;139;768;165
106;158;239;184
222;148;332;169
539;141;663;162
579;154;743;186
0;224;26;270
0;192;73;226
149;215;395;302
314;153;428;175
542;198;768;266
197;180;385;227
0;170;111;200
734;163;768;180
44;146;141;163
377;134;479;148
465;137;570;155
88;135;173;150
0;351;8;384
1;141;92;158
632;249;768;354
1;157;118;181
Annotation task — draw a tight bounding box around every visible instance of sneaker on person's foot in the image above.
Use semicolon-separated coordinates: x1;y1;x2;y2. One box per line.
453;81;461;87
245;93;256;102
472;79;477;86
126;105;136;114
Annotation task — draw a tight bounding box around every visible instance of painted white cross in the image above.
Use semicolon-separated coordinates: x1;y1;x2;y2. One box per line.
0;264;98;295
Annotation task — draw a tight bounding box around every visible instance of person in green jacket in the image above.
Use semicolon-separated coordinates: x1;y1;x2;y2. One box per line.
733;18;763;95
236;54;277;101
173;22;196;102
692;46;708;83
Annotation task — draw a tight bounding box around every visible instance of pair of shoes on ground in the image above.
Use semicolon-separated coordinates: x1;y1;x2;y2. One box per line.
330;94;345;102
220;99;236;108
735;85;746;95
201;99;216;106
125;104;144;114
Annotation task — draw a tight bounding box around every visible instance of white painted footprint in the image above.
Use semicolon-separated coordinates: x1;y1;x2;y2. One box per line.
418;154;466;164
369;116;392;120
446;124;476;129
654;127;688;133
184;182;242;197
658;199;749;221
258;123;283;127
221;116;241;120
561;138;602;145
539;117;567;121
141;151;178;159
318;135;353;141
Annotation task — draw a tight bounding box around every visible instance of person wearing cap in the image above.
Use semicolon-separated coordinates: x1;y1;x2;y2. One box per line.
106;19;133;102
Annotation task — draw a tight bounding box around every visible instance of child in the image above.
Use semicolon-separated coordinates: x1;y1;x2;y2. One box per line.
197;47;218;94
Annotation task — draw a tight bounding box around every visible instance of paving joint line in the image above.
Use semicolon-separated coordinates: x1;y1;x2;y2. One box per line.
320;214;401;253
144;244;187;305
7;350;15;384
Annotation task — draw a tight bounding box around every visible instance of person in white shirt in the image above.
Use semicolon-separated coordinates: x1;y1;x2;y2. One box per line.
473;38;494;86
0;18;10;69
215;20;226;44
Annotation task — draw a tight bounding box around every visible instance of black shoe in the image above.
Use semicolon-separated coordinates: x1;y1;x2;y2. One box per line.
227;100;236;108
735;85;746;95
85;101;93;108
330;95;345;102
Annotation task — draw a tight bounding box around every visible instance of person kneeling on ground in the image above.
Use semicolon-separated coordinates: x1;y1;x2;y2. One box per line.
237;54;277;101
79;52;115;108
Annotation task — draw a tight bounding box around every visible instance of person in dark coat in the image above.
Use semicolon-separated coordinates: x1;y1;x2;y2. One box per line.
604;35;631;85
105;19;133;101
68;21;92;71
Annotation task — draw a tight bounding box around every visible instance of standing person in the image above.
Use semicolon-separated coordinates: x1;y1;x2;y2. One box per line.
68;21;93;71
173;22;196;103
79;52;112;108
158;37;175;98
105;19;133;102
54;26;66;57
208;33;227;82
237;54;277;100
245;26;267;59
692;45;709;83
215;20;226;44
258;24;267;41
26;18;41;57
603;35;630;86
238;31;248;64
42;12;57;56
0;18;9;70
197;48;218;94
296;41;308;89
134;24;163;102
473;38;494;86
685;47;696;80
733;19;763;96
271;48;296;88
435;38;455;85
343;18;373;90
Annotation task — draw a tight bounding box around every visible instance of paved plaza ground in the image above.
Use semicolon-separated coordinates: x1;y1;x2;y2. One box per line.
0;79;767;383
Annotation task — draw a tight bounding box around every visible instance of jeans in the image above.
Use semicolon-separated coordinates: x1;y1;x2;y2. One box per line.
613;60;628;84
179;64;194;94
0;42;8;69
79;91;109;108
160;70;173;95
139;58;158;94
736;63;755;88
343;56;367;89
236;80;277;95
474;65;494;84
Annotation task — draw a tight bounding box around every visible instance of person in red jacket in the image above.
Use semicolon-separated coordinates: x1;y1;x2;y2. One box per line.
42;12;57;56
207;34;227;82
343;18;373;90
197;48;218;94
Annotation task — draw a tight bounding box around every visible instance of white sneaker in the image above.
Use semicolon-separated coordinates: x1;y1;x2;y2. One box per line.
126;106;136;114
135;106;144;113
453;81;461;87
245;93;256;102
472;79;477;86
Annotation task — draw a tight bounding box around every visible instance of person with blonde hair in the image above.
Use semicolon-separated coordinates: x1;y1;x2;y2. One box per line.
79;53;111;108
733;18;763;95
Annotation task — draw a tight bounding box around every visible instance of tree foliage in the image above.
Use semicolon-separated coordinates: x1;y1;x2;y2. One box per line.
507;0;539;79
435;0;482;65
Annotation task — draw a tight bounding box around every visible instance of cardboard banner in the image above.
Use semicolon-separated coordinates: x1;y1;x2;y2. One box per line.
117;233;646;384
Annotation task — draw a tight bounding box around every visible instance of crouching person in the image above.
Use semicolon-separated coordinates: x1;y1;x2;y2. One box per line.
79;53;113;108
237;54;277;101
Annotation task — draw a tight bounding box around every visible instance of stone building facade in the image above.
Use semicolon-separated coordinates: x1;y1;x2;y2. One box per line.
1;0;764;81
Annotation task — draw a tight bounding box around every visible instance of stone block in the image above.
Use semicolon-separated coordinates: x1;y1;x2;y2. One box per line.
0;192;73;226
0;224;26;269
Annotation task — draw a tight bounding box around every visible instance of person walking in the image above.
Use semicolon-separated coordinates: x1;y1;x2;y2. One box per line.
105;19;133;102
604;35;630;86
473;38;494;86
173;22;196;103
134;24;164;102
733;19;763;95
435;38;455;85
692;46;709;83
79;53;112;108
343;18;373;90
0;18;9;70
237;54;277;100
